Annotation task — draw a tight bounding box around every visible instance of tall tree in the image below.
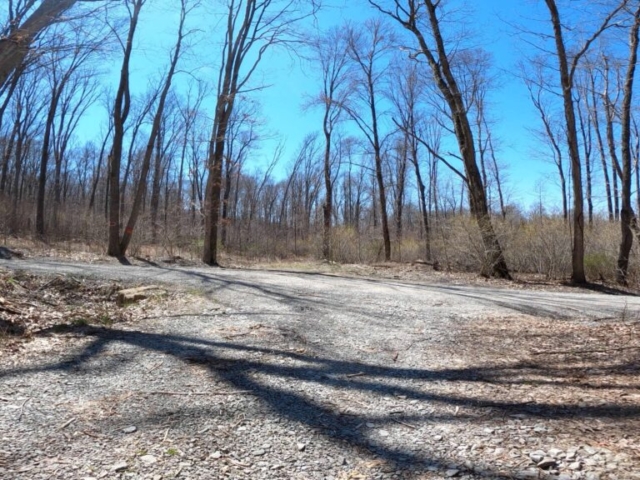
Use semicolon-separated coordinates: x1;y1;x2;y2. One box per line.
0;0;75;89
202;0;319;265
309;26;350;260
525;69;569;221
617;2;640;284
107;0;144;257
35;23;101;236
344;19;393;262
542;0;627;283
119;0;193;255
370;0;511;278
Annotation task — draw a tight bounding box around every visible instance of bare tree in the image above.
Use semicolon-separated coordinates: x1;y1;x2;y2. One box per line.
525;69;569;221
202;0;319;265
542;0;628;283
50;68;99;224
575;71;595;226
119;0;194;255
35;22;101;236
587;63;615;221
388;58;430;258
601;55;623;220
106;0;144;257
343;19;393;261
2;73;46;230
221;99;261;247
617;2;640;284
308;26;351;260
370;0;510;278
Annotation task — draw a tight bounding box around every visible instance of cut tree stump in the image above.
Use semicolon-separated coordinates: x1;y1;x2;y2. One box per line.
116;286;165;306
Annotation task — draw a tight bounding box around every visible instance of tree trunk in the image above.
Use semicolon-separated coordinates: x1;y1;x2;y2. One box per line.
371;0;510;277
36;90;61;236
203;106;230;266
150;132;163;243
412;147;431;261
107;0;143;257
545;0;586;283
617;5;640;284
322;129;332;260
589;70;615;222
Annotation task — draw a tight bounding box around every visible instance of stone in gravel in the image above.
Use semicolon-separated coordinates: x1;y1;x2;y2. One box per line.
547;448;563;458
140;455;157;465
297;443;306;452
366;422;375;427
210;451;222;459
515;469;539;479
585;473;601;480
112;462;128;472
122;426;137;434
433;435;443;441
253;449;266;456
378;430;390;437
445;468;460;477
529;450;546;463
536;457;557;470
568;461;581;470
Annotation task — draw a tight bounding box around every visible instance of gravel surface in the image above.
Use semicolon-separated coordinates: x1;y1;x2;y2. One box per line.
1;258;639;480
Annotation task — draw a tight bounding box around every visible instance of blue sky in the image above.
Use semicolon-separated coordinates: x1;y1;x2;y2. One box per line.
84;0;575;211
256;0;557;209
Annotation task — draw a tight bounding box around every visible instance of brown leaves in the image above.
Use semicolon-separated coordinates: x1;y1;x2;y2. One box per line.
0;270;128;341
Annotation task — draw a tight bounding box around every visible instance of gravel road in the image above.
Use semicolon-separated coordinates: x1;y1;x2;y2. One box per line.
1;258;639;480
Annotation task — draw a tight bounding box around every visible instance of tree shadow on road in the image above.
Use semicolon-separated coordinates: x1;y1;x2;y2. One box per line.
2;323;639;479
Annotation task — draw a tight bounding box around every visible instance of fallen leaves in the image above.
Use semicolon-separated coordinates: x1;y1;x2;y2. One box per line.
0;270;129;342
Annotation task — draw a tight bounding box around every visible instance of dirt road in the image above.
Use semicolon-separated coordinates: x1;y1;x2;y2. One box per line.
1;257;639;479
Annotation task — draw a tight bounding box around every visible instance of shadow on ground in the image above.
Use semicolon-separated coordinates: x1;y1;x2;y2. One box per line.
2;323;639;479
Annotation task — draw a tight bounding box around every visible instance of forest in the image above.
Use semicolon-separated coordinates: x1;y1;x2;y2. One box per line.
2;0;640;286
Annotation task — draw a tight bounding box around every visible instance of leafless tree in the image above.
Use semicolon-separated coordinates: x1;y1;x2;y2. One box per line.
343;19;393;261
542;0;628;283
222;98;261;247
50;68;100;225
119;0;194;255
616;2;640;284
388;58;429;258
525;67;569;221
0;0;112;91
35;22;102;236
601;55;622;220
106;0;144;257
370;0;510;278
586;62;615;221
308;26;351;260
202;0;320;265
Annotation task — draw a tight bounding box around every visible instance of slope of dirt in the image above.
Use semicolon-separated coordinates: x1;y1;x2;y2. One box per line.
1;257;639;480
